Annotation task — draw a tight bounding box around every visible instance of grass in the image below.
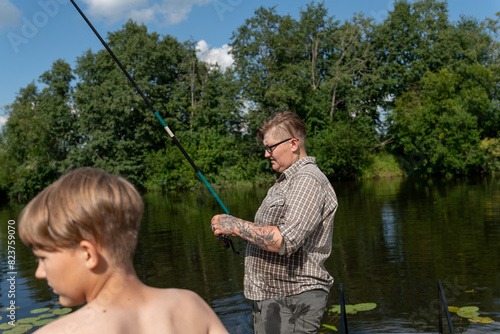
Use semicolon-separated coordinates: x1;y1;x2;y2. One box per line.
361;152;403;179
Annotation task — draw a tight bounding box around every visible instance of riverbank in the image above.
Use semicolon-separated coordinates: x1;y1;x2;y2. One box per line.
361;153;404;179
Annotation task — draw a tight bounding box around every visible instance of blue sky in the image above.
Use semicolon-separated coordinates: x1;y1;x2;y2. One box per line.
0;0;498;126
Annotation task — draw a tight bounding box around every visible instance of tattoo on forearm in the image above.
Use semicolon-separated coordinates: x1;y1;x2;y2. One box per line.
241;225;279;251
220;216;279;251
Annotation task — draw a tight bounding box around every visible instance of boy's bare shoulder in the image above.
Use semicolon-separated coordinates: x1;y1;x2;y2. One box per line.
147;287;211;309
34;287;228;334
153;287;201;299
147;287;228;333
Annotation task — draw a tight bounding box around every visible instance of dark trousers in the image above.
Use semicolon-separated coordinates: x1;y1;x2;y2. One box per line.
252;289;328;334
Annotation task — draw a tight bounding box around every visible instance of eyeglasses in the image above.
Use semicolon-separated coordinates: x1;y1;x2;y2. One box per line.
263;138;294;154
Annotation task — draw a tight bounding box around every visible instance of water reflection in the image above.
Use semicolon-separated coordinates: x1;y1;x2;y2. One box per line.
212;291;253;334
1;177;499;333
327;176;500;333
381;201;404;264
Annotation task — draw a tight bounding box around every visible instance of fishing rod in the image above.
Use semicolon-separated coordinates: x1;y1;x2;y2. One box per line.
69;0;238;254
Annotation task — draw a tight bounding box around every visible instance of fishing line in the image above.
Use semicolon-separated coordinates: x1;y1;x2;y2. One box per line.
69;0;238;254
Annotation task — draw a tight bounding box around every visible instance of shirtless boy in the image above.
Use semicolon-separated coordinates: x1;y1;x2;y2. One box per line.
19;167;228;334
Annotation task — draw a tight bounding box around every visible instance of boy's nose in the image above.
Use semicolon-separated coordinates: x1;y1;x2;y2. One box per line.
35;262;46;279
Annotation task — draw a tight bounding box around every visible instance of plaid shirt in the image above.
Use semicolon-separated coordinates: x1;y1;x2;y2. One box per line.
244;156;338;300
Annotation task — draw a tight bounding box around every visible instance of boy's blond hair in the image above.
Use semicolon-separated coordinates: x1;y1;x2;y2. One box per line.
258;111;307;145
19;167;143;266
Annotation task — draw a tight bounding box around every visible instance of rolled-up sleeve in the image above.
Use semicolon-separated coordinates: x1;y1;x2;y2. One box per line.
278;174;325;255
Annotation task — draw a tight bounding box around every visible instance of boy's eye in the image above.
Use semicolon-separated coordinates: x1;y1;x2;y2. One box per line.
34;255;45;262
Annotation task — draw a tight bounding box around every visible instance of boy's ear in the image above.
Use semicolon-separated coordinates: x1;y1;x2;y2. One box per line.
78;240;100;270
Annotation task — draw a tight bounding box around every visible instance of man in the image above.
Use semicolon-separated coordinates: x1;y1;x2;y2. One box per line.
211;111;338;333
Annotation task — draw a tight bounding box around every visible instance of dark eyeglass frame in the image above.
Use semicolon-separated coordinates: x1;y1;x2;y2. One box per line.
263;138;295;154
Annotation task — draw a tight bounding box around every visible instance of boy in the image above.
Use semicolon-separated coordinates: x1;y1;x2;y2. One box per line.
19;167;228;334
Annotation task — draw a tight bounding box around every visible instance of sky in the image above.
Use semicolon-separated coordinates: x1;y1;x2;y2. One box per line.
0;0;499;127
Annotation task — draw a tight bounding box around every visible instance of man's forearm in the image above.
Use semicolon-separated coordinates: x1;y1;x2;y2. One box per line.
218;215;282;253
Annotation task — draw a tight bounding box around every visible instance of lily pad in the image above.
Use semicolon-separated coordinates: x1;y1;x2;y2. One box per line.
457;310;480;319
352;303;377;312
345;305;357;314
38;313;55;319
328;303;377;314
448;306;460;313
30;307;50;314
3;324;33;333
459;306;479;313
329;305;340;313
0;323;14;330
457;307;480;319
52;308;72;315
469;317;494;324
0;306;19;312
33;318;56;326
17;317;41;324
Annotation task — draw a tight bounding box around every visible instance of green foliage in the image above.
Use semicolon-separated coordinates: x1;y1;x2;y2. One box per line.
389;68;488;176
69;21;177;185
361;152;403;179
480;137;500;174
1;1;499;199
231;3;384;135
0;59;75;200
373;0;450;99
310;120;377;180
144;128;273;190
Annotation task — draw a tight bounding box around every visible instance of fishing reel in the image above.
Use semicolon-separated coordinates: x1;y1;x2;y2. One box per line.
217;234;240;255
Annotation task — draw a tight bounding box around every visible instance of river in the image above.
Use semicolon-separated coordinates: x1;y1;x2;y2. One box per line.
1;176;499;333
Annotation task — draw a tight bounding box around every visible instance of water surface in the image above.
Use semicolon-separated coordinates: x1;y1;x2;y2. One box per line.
1;176;499;333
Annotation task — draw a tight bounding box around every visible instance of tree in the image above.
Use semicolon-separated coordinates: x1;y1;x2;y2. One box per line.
310;119;376;179
389;68;484;176
373;0;450;100
230;2;386;175
295;2;338;132
69;21;191;185
2;1;499;196
230;6;305;130
0;60;75;200
0;83;44;200
321;14;383;125
437;15;500;138
38;59;77;168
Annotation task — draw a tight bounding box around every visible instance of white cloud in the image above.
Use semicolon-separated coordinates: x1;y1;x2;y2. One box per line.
82;0;214;25
82;0;148;23
129;7;156;24
196;40;234;70
0;115;8;127
0;0;21;32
